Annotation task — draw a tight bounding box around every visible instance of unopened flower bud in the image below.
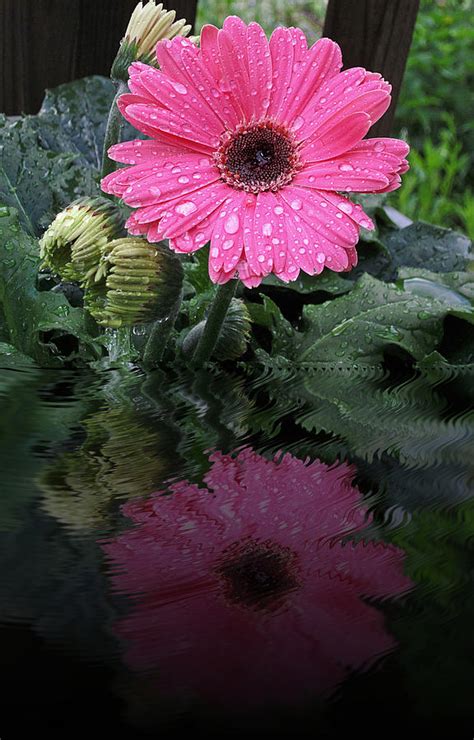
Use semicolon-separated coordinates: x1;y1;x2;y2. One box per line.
182;299;252;361
85;237;183;328
111;1;192;82
37;406;171;531
39;197;123;285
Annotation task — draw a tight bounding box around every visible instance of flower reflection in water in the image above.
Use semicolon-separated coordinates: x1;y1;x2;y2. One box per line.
102;448;412;708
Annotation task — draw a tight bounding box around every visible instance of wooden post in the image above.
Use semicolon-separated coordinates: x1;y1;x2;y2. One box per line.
323;0;419;136
0;0;198;115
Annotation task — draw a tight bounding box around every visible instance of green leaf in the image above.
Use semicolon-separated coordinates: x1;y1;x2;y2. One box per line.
383;221;473;276
35;76;143;171
398;267;474;302
0;116;98;236
37;76;117;170
293;273;474;369
262;270;353;296
0;207;102;365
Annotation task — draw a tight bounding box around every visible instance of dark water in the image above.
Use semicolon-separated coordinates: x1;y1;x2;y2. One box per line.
1;358;473;738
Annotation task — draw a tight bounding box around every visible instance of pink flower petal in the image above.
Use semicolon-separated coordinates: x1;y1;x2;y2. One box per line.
280;188;354;272
267;27;307;121
119;156;220;209
107;140;183;165
217;27;253;121
125;103;220;151
317;191;375;231
295;161;390;192
298;69;391;143
247;22;272;120
301;112;372;162
155;35;199;85
180;45;240;130
281;38;343;126
129;64;224;136
158;181;232;239
209;192;246;275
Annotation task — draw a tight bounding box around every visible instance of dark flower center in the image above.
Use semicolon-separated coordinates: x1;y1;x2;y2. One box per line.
215;122;301;194
217;539;300;611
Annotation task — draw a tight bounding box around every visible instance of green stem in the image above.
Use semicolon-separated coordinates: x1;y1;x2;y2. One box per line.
142;292;183;369
101;80;129;181
192;280;238;367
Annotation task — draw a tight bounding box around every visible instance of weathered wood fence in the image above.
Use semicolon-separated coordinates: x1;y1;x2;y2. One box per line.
1;0;419;136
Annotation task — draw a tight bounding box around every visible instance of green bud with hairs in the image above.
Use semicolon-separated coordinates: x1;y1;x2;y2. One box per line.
85;237;183;328
39;196;123;285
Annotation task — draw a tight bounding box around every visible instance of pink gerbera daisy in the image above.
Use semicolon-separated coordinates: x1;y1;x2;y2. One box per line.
102;448;412;708
101;17;409;287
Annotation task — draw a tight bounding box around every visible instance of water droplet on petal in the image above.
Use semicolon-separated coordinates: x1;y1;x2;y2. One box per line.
211;247;219;257
316;252;325;263
150;186;161;196
178;176;189;184
224;213;240;234
338;201;353;215
171;81;187;95
274;205;284;215
339;163;354;172
176;201;197;216
262;222;272;236
223;239;234;250
374;141;385;152
293;116;304;131
291;199;302;211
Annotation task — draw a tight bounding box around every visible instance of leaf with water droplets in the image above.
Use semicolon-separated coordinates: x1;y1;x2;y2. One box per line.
0;115;97;236
289;273;474;369
0;207;102;365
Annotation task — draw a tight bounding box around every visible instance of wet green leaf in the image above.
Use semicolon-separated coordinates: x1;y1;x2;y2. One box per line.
383;221;473;277
293;273;474;369
0;116;98;236
0;207;102;365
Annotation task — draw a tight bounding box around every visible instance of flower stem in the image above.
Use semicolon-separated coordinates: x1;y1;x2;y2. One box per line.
192;280;238;367
101;80;129;181
142;292;183;370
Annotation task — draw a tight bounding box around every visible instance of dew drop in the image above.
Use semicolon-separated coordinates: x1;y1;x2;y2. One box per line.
293;116;304;131
291;199;302;211
211;247;219;257
262;222;272;236
223;239;234;250
150;186;161;196
339;163;354;172
273;205;284;215
316;252;325;263
224;213;240;234
338;201;353;215
171;81;187;95
374;141;385;152
178;176;189;184
257;254;266;263
176;201;197;216
172;166;181;174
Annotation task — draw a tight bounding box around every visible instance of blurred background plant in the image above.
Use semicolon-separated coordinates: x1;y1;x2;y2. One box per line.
196;0;474;238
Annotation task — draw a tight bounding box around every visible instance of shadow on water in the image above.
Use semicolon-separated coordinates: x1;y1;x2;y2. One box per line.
1;357;474;737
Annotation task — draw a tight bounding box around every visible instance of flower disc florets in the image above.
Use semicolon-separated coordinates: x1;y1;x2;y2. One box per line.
215;121;301;194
